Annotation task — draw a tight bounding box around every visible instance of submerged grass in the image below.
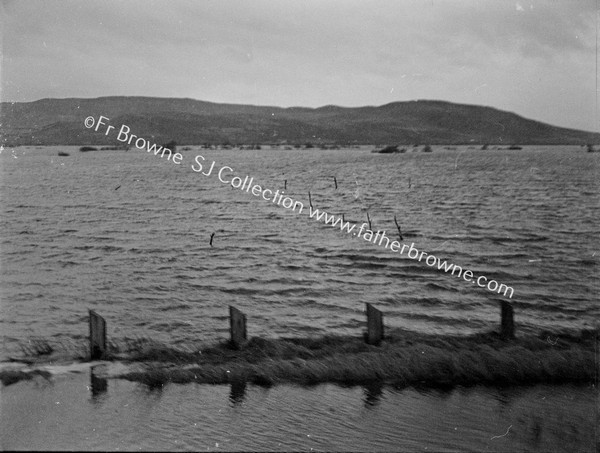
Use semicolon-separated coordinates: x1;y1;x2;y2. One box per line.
114;328;598;389
0;369;52;387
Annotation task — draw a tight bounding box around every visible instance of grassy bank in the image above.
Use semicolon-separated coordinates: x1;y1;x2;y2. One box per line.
3;328;596;389
114;328;598;389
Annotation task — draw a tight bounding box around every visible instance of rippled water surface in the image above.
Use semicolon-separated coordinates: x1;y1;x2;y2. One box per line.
1;371;596;451
1;146;598;356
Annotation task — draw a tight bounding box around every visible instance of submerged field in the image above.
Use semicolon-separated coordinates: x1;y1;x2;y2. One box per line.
3;328;597;389
2;146;599;361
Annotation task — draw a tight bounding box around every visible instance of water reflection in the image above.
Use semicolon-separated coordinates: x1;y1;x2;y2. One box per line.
229;380;246;405
530;416;543;447
494;386;526;415
3;373;596;452
363;381;383;407
89;366;107;401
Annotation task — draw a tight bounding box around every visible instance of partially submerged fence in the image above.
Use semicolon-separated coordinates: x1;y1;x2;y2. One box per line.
87;301;515;360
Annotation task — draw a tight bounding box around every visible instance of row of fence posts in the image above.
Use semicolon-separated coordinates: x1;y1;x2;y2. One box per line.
88;301;515;360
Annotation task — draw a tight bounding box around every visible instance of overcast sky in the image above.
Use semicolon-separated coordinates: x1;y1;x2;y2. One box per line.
1;0;597;131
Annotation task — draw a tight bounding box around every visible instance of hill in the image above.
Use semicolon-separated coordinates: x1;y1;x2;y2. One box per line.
1;96;598;146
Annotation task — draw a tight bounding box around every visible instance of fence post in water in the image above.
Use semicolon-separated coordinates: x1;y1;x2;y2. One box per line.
500;301;515;339
365;303;384;345
89;310;107;360
229;306;247;349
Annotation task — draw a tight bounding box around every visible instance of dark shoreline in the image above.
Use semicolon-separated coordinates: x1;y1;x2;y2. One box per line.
3;328;597;390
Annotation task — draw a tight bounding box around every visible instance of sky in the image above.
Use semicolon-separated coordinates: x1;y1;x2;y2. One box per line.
0;0;597;131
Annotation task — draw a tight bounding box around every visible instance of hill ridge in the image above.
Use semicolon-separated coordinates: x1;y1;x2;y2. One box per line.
1;96;598;146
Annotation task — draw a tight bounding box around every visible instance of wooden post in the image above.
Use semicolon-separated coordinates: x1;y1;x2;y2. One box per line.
500;301;515;339
365;303;384;345
229;306;247;349
89;310;107;360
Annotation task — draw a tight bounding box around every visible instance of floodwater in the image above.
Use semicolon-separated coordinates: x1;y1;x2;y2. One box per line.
1;146;598;358
1;370;596;451
0;145;598;451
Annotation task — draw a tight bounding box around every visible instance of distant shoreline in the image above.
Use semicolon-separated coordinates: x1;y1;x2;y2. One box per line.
3;144;596;150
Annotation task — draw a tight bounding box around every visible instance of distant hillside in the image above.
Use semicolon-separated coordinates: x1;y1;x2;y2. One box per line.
1;96;598;146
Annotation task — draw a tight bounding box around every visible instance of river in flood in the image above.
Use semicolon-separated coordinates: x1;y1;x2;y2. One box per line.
1;369;596;451
1;145;598;359
1;145;598;451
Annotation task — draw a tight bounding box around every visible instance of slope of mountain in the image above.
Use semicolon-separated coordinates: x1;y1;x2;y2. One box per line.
1;96;598;146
